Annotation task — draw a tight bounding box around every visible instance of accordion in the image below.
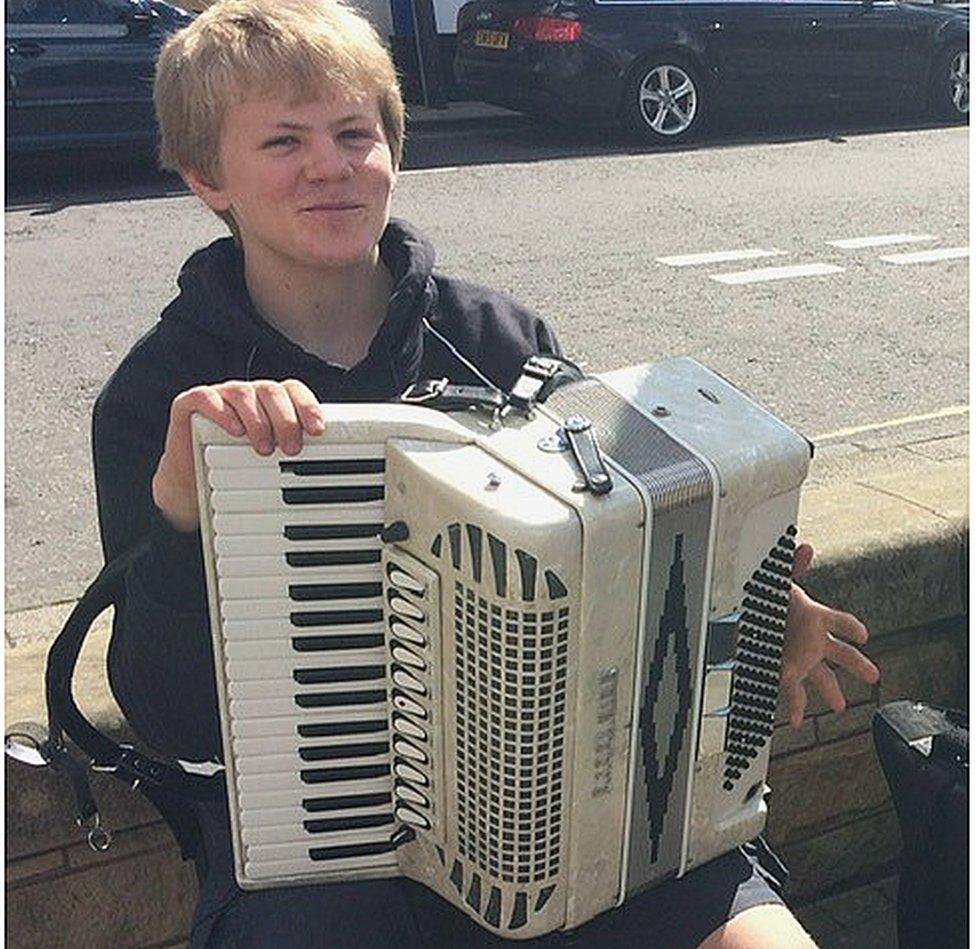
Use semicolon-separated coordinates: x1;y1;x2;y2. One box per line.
192;357;811;938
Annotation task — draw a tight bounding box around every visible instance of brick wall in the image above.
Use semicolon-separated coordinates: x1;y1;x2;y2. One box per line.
6;614;966;947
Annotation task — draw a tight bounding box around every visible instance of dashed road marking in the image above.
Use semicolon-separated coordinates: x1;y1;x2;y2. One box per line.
879;247;970;265
826;233;937;249
656;248;786;267
710;263;844;285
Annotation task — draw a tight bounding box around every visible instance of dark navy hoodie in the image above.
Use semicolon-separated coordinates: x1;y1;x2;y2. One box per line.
93;218;560;763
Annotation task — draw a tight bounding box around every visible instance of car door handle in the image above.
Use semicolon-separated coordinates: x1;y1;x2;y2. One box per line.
707;21;724;31
8;41;45;58
807;18;821;29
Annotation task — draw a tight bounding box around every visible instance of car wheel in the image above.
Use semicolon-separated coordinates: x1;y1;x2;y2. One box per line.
930;46;969;122
624;54;706;144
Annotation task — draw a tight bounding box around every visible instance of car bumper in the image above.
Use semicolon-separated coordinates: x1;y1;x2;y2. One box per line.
454;43;622;125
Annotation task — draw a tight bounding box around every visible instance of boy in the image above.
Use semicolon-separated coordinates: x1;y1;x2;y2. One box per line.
93;1;878;945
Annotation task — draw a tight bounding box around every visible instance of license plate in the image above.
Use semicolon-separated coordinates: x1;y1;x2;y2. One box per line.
475;28;509;50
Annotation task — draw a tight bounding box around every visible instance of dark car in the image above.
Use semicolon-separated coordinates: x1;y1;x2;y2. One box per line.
5;0;193;153
454;0;969;142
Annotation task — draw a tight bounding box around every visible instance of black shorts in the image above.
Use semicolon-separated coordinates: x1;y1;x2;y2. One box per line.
191;802;789;949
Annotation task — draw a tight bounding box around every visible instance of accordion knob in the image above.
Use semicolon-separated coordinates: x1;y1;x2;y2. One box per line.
390;825;416;849
380;521;410;543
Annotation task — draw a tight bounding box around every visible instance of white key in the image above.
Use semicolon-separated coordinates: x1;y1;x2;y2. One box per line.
230;696;387;720
242;813;395;846
237;770;391;796
212;488;383;514
241;800;393;828
234;731;390;758
210;468;383;490
213;505;384;535
236;776;391;809
223;626;385;656
207;443;384;466
236;748;390;776
217;568;381;601
227;676;387;700
225;651;387;681
243;851;396;880
246;828;393;864
216;554;381;579
220;596;383;621
229;707;386;739
215;533;382;557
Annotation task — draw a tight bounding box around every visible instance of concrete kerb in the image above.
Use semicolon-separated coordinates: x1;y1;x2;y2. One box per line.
404;100;524;134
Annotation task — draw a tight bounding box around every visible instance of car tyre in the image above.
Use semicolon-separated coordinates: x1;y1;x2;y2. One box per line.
623;53;706;144
929;46;969;122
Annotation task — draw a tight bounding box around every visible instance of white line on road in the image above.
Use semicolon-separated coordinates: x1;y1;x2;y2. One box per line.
710;263;843;285
879;247;970;264
826;233;937;249
656;248;786;267
400;166;461;176
813;405;969;444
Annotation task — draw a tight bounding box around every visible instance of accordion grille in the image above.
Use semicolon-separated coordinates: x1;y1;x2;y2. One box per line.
453;582;571;884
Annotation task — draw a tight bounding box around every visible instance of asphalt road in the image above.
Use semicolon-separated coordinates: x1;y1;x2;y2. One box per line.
5;110;968;611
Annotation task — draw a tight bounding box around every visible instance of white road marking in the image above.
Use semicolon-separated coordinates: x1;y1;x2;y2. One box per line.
656;248;785;267
710;263;843;285
813;405;968;444
879;247;970;264
826;233;937;249
400;166;461;176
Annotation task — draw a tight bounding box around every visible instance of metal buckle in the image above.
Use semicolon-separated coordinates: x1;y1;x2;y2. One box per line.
78;811;113;852
400;378;448;404
4;721;52;768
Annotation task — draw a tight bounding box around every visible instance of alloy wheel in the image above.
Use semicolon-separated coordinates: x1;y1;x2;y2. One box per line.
637;64;698;136
950;49;969;115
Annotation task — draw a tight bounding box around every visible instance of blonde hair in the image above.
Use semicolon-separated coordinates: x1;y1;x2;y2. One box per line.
154;0;405;185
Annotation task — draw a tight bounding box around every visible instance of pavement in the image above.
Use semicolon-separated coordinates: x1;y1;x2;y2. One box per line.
405;99;524;131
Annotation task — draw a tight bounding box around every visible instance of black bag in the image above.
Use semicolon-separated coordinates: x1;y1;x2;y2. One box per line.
872;701;968;949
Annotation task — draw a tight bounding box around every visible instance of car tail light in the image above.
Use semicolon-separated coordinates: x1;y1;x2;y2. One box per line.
511;16;582;42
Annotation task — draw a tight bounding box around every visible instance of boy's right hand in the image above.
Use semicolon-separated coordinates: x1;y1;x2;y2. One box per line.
152;379;326;532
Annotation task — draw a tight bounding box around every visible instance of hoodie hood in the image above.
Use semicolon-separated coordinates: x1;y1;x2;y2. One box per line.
158;217;437;396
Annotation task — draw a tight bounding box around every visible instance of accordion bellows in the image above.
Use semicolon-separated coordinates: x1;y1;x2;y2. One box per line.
192;358;811;938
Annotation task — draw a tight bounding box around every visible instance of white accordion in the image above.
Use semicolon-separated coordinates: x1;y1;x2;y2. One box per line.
192;357;811;939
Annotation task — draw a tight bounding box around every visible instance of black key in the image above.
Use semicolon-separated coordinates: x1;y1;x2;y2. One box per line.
301;763;390;784
285;524;382;541
283;486;384;505
309;840;395;861
303;792;392;812
304;813;394;834
290;609;384;627
298;720;387;739
286;550;381;568
294;665;385;685
289;582;382;602
299;741;389;761
280;459;385;476
295;689;386;708
292;634;385;652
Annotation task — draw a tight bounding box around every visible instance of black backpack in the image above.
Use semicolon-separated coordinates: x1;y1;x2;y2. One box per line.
872;701;968;949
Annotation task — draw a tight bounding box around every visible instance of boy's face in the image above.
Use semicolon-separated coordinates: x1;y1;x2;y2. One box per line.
188;89;397;272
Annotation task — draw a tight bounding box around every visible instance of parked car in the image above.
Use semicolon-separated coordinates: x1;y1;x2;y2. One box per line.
5;0;193;153
454;0;969;142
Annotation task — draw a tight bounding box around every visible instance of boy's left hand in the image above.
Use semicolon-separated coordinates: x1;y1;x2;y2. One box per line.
780;543;881;729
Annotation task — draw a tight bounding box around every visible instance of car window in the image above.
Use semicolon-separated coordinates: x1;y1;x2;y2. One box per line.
6;0;142;23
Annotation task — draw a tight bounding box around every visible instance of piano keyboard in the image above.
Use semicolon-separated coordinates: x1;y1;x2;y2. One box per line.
204;443;400;882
